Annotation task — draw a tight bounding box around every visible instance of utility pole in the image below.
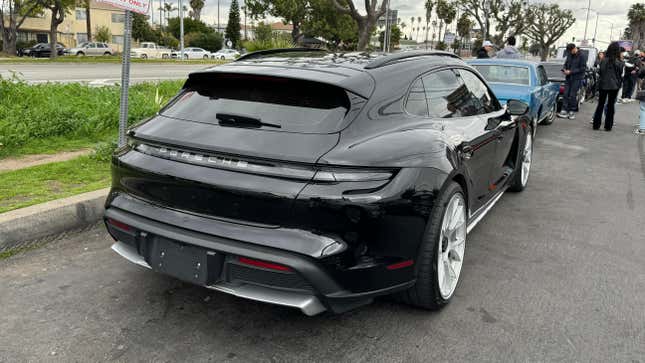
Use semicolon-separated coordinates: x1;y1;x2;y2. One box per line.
243;1;247;40
159;0;162;28
583;0;591;41
382;0;389;52
593;13;599;46
179;0;184;60
217;0;220;33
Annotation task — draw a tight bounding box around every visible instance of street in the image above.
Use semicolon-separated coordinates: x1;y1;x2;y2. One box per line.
0;63;210;84
1;102;644;362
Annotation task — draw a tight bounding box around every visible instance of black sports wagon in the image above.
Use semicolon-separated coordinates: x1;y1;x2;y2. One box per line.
105;49;534;315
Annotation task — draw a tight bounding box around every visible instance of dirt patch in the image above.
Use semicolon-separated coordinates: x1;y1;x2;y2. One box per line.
0;149;92;172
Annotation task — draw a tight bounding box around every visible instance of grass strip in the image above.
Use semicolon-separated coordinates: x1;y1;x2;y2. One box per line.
0;155;110;213
0;56;229;65
0;79;184;159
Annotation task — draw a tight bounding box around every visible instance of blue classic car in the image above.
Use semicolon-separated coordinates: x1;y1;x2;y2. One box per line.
467;59;560;125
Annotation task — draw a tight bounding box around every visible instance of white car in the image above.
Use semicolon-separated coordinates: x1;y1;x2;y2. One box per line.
130;42;171;59
66;42;113;56
172;47;212;60
211;49;240;60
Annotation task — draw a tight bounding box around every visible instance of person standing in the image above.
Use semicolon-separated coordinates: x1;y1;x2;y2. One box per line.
477;41;494;59
621;51;638;102
558;43;587;120
496;36;521;59
592;42;624;131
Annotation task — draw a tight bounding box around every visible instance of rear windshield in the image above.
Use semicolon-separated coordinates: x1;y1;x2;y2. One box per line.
473;65;530;85
160;74;351;133
542;63;565;79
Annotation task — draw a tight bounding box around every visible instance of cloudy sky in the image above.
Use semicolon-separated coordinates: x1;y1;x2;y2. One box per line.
157;0;635;48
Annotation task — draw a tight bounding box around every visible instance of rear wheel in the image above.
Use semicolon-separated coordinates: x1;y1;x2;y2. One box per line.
141;54;148;59
76;51;85;57
103;52;111;56
540;101;556;125
203;54;209;59
398;182;467;310
221;55;226;60
509;126;533;192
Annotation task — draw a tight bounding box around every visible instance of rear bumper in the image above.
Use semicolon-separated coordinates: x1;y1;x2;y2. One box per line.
105;205;414;315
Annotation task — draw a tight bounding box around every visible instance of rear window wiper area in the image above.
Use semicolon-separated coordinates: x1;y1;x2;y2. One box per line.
216;113;282;129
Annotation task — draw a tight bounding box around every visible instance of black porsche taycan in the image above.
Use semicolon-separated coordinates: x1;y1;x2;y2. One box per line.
105;49;533;315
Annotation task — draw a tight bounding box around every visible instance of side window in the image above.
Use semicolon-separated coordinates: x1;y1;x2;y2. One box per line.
537;66;548;85
405;78;429;117
422;70;465;118
458;69;501;114
87;43;96;48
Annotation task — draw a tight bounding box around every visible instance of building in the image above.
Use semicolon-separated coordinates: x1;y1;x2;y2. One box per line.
269;22;293;35
14;1;125;51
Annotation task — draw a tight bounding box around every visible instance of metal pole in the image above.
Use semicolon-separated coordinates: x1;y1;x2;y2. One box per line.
217;0;220;33
244;1;247;40
179;0;184;60
159;0;162;27
583;0;591;41
386;0;391;52
118;10;133;147
610;23;614;42
382;0;388;52
593;12;599;46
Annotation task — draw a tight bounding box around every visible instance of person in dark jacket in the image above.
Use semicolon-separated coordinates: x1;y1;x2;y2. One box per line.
593;42;624;131
621;51;639;102
476;40;494;59
557;43;587;120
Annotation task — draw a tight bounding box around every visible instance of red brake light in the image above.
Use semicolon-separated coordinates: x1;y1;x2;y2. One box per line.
386;260;414;270
107;218;132;231
559;85;565;94
238;257;292;272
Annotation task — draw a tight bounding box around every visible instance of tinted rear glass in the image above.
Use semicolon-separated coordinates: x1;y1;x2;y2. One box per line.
473;65;530;85
160;74;350;133
542;63;565;79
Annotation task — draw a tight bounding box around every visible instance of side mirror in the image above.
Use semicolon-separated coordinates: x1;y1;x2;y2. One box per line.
506;99;529;116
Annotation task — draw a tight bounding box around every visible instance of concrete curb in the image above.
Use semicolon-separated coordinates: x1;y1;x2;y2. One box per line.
0;188;109;252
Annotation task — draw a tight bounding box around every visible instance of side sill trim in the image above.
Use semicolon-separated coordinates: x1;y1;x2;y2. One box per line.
467;189;506;234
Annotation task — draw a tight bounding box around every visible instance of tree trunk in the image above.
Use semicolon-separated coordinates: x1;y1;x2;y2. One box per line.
357;22;371;51
291;23;303;44
86;3;92;41
50;21;58;59
540;45;548;62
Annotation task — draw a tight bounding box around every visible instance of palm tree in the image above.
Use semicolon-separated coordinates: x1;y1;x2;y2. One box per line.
416;26;420;42
189;0;204;21
410;17;415;39
425;0;434;44
628;3;645;49
164;2;177;25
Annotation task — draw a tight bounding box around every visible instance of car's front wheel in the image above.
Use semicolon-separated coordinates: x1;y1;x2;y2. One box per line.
398;182;467;310
509;126;533;192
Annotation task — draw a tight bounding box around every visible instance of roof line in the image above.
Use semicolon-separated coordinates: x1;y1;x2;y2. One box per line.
364;51;461;69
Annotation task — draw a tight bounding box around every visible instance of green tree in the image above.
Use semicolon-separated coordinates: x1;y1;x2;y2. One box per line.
246;0;308;43
37;0;75;58
456;0;529;44
436;0;456;43
331;0;388;51
303;0;357;49
0;0;43;55
167;17;211;40
94;25;111;43
627;3;645;48
132;13;156;41
424;0;434;43
226;0;241;47
524;4;575;61
163;2;177;25
189;0;204;21
379;24;401;49
409;16;415;39
185;31;223;51
255;21;273;43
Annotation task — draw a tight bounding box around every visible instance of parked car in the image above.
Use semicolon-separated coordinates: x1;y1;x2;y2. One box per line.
553;46;598;102
171;47;212;59
105;50;533;316
468;59;560;126
65;42;114;56
211;48;240;60
130;42;171;59
18;42;65;57
541;61;588;113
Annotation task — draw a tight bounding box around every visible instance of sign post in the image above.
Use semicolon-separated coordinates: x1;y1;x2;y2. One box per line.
118;10;133;147
97;0;151;147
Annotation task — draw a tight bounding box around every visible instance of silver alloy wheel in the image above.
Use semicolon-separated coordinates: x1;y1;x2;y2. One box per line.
437;193;467;299
521;131;533;187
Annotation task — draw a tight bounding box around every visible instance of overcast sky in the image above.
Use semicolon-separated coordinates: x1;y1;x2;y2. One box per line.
162;0;634;49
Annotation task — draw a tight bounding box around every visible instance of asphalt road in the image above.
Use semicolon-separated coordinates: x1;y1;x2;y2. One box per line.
0;63;210;84
1;102;645;362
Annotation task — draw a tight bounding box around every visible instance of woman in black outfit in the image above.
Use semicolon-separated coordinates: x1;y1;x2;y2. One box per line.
593;42;624;131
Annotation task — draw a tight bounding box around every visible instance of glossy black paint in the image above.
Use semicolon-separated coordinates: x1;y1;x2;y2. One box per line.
106;51;531;309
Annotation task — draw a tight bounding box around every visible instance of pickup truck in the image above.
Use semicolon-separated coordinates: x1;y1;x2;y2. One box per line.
130;42;171;59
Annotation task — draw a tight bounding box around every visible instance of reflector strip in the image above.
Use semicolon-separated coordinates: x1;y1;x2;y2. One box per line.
386;260;414;270
107;218;132;231
239;257;292;272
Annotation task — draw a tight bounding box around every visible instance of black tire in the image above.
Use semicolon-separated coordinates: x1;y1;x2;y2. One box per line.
103;52;111;56
509;125;533;192
540;101;556;125
203;55;209;59
76;51;85;56
397;181;466;310
141;54;148;59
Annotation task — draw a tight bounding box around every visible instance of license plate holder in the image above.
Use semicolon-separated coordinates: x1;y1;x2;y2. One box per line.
149;238;222;285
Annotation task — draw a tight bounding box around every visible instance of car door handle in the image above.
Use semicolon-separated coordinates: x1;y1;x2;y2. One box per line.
461;143;473;159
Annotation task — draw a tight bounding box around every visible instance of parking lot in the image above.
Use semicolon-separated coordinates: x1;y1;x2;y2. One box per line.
1;101;644;362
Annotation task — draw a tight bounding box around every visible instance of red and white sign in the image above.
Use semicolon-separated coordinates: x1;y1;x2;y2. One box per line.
97;0;150;15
